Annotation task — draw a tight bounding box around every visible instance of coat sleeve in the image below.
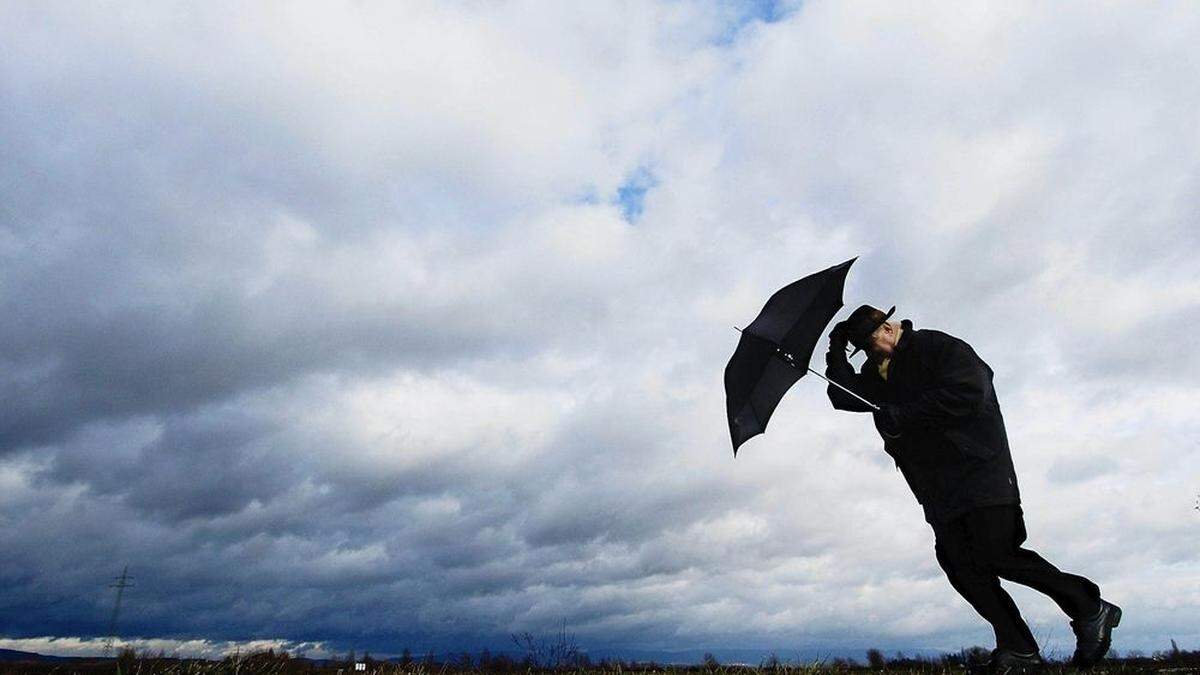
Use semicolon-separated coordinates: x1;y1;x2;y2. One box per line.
824;350;882;413
894;338;989;431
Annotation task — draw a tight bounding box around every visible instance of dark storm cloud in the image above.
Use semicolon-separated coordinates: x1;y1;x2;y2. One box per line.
0;282;539;453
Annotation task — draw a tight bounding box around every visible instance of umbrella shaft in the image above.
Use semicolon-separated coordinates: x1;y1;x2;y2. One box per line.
805;367;880;411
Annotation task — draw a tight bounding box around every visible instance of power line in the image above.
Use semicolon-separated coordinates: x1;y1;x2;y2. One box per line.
102;566;133;658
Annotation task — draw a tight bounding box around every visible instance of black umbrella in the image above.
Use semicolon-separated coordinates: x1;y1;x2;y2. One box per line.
724;257;879;455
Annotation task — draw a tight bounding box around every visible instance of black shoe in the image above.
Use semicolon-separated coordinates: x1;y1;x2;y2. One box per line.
985;647;1044;674
1070;599;1122;667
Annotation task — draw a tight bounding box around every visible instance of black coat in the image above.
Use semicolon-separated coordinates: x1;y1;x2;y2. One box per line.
825;319;1021;524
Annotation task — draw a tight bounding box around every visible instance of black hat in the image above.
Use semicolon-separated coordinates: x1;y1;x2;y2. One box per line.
842;304;895;356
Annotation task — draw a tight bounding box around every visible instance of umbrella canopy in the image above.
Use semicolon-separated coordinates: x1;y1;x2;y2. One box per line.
724;257;856;455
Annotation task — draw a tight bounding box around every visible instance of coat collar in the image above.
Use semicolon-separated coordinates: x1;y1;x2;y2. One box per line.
894;319;914;353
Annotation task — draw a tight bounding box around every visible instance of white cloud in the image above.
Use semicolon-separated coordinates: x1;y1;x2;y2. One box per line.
0;636;333;660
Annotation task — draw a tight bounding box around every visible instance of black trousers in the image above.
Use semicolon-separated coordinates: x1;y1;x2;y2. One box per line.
931;504;1102;653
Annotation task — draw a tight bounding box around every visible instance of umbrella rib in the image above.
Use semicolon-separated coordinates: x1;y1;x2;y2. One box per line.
747;396;762;431
733;328;790;435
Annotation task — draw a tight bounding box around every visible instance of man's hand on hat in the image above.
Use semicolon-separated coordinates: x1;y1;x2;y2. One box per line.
829;321;851;349
826;322;850;365
873;404;903;439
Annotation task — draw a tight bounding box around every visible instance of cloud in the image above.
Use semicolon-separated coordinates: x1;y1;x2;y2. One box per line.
1;0;1199;662
0;636;334;660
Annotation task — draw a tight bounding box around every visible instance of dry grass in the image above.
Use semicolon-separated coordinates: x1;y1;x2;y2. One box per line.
3;648;1199;675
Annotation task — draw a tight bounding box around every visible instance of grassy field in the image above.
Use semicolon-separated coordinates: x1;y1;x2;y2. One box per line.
2;647;1199;675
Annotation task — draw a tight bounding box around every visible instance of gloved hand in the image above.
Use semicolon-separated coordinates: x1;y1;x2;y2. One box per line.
825;321;850;368
873;403;903;440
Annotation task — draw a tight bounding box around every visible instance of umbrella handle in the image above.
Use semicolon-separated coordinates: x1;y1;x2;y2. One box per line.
805;367;881;411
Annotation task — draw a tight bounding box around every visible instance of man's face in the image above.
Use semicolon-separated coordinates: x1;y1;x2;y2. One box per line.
867;322;899;359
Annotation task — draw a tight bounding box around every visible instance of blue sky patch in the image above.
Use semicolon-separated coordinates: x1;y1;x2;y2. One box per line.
614;167;658;223
713;0;791;45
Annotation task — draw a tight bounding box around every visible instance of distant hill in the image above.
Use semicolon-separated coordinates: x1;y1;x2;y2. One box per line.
0;648;87;663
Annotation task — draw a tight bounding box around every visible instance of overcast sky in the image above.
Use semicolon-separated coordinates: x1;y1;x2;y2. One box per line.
2;0;1198;663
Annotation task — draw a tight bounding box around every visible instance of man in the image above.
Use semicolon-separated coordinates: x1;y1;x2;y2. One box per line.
824;304;1121;671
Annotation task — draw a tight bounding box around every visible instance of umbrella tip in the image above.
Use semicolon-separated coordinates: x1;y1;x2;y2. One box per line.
733;326;743;333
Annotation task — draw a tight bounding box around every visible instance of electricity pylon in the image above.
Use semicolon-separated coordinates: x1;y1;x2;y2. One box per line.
102;566;133;657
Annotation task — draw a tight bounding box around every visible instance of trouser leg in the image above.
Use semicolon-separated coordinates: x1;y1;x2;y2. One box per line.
934;516;1039;653
967;505;1102;620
